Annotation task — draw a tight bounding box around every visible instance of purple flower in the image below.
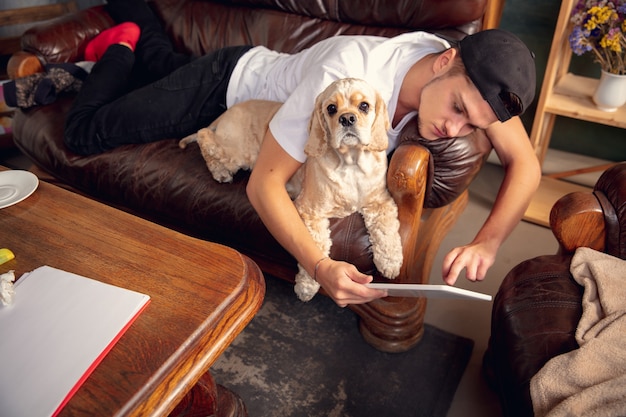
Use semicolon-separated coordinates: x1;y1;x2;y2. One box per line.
569;0;626;74
569;26;593;55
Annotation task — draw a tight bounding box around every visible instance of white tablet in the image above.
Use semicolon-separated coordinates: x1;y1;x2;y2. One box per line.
366;283;492;301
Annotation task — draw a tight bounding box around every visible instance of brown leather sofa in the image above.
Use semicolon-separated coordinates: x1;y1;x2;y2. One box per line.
483;162;626;416
9;0;502;353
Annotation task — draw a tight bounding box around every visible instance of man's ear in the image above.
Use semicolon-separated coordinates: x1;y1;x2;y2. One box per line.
432;48;457;74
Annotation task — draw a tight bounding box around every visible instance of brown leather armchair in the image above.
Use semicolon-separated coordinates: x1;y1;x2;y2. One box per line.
483;162;626;416
8;0;501;353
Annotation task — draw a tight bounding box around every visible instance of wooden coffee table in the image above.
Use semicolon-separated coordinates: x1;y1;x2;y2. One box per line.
0;167;265;416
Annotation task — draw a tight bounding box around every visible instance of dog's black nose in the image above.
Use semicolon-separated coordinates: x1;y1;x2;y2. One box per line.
339;113;356;127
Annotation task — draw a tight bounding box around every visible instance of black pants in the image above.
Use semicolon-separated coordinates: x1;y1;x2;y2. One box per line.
63;0;252;155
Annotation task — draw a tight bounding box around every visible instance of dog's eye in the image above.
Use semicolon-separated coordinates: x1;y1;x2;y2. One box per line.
327;104;337;116
358;102;369;114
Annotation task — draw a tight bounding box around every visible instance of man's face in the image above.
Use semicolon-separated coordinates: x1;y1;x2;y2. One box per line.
416;73;497;140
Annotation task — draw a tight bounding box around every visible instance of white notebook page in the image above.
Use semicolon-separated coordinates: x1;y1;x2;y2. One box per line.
0;266;150;417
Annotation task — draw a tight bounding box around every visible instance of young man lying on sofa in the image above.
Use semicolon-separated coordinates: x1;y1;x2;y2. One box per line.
57;0;541;307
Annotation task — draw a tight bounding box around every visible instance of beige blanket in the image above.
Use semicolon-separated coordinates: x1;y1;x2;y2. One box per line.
530;247;626;417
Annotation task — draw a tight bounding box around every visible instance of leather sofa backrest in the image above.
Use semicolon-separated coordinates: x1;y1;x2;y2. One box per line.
157;0;486;56
21;0;488;63
203;0;486;28
398;123;492;208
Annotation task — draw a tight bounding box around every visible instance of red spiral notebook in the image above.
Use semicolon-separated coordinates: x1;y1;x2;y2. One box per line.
0;266;151;417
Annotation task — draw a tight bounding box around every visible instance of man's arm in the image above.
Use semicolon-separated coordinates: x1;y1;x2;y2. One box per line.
442;116;541;285
247;130;387;306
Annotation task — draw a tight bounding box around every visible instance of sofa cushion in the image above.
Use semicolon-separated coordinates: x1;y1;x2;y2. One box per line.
14;95;491;277
398;122;492;208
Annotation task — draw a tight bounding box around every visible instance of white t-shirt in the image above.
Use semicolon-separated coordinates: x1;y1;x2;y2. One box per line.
226;32;449;162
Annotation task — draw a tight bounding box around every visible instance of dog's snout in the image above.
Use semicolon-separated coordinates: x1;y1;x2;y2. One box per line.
339;113;357;127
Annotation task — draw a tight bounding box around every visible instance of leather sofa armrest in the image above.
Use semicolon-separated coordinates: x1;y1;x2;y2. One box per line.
7;5;113;71
6;50;44;79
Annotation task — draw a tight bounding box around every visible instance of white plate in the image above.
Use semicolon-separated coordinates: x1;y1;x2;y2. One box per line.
366;283;492;301
0;170;39;209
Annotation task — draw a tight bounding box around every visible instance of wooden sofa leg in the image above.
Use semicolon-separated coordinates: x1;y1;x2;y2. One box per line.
351;192;470;353
351;297;427;352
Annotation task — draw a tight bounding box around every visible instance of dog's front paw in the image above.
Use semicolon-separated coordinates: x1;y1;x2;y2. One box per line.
373;236;403;279
375;254;403;279
294;267;320;302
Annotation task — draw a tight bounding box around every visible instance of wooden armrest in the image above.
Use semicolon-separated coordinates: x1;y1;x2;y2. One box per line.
387;142;430;274
482;0;505;30
7;51;44;79
550;191;606;254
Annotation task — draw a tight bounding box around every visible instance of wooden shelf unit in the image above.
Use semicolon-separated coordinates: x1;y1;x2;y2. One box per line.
548;74;626;128
530;0;626;164
524;0;624;227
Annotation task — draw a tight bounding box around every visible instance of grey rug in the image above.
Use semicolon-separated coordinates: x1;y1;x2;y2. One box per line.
211;276;474;417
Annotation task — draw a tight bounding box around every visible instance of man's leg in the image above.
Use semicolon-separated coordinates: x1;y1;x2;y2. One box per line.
64;44;137;155
64;45;252;155
105;0;191;82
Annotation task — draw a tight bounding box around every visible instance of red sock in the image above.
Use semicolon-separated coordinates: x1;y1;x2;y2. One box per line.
84;22;140;61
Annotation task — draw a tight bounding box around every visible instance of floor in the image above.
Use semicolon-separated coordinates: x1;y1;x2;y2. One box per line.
424;162;552;417
0;144;607;416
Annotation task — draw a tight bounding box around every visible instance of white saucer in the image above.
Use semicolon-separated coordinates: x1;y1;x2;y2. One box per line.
0;170;39;209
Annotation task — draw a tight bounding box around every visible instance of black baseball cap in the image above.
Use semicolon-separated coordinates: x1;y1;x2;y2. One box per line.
459;29;536;122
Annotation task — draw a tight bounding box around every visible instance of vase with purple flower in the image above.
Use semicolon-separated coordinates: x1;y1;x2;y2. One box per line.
569;0;626;111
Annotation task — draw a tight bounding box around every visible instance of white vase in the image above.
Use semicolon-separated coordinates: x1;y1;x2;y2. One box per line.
592;70;626;112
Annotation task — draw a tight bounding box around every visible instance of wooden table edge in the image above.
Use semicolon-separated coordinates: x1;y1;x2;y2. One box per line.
125;255;265;417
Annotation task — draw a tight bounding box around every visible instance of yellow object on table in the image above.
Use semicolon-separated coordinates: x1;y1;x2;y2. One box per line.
0;248;15;265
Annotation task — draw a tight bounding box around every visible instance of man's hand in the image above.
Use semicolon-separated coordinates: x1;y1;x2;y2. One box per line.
315;259;388;307
441;241;497;286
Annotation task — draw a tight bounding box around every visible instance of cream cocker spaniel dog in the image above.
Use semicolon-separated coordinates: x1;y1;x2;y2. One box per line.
179;78;403;302
293;78;402;301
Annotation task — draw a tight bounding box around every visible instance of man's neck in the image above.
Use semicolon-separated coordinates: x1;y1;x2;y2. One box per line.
392;104;412;127
393;53;437;127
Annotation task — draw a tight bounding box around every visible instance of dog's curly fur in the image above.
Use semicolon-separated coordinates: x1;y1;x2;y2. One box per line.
180;79;403;302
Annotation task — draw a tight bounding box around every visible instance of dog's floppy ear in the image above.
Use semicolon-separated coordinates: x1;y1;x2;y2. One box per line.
367;91;390;152
305;93;330;157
